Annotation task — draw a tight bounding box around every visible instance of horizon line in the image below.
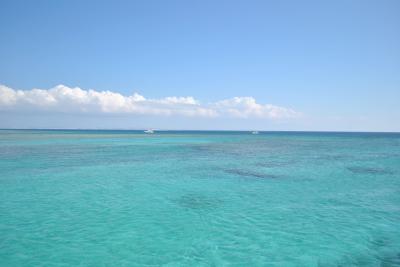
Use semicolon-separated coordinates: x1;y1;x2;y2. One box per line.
0;128;399;134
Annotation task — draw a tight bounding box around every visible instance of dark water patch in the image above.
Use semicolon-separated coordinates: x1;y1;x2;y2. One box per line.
187;141;293;158
225;169;281;179
187;144;245;157
318;154;352;161
176;193;222;210
256;160;296;168
187;144;211;152
369;236;400;267
320;197;363;209
347;166;394;175
378;252;400;267
371;237;392;248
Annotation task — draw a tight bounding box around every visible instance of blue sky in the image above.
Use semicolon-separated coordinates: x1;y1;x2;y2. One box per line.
0;0;399;131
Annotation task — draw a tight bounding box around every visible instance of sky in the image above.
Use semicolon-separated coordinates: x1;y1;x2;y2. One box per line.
0;0;399;131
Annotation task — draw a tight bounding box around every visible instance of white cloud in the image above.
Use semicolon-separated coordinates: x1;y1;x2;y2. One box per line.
214;96;299;119
0;84;300;119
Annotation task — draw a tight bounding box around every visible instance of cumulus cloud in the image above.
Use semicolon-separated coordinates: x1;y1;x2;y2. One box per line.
214;97;299;119
0;84;300;119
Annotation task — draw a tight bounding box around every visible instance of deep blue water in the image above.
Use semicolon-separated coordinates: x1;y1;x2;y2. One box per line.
1;130;400;266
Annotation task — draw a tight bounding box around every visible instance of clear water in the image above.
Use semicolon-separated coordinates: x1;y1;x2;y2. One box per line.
1;130;400;267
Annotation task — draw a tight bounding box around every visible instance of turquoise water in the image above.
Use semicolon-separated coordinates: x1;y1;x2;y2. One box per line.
1;130;400;267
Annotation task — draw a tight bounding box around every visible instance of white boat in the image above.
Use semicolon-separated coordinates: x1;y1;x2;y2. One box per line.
144;129;154;134
251;131;259;135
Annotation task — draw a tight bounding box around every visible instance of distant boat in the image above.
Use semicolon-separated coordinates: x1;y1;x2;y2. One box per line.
144;129;154;134
251;131;259;135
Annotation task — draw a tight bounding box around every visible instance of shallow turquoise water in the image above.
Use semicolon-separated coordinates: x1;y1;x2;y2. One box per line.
1;130;400;267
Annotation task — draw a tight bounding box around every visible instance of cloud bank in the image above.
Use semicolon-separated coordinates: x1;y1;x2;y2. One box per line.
0;84;300;119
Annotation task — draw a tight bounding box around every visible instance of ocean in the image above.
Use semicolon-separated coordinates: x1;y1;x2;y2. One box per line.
1;130;399;266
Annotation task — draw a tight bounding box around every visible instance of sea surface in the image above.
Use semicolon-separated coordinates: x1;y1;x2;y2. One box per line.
1;130;400;267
